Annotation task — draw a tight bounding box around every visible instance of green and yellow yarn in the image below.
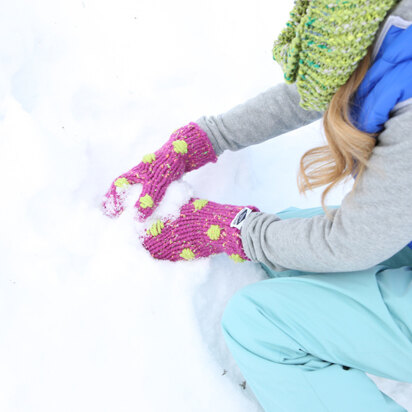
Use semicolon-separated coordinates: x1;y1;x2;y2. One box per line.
140;194;154;209
193;199;209;210
114;177;130;188
142;153;156;164
207;225;221;240
272;0;400;111
173;140;188;154
180;248;195;260
230;254;246;263
147;220;165;237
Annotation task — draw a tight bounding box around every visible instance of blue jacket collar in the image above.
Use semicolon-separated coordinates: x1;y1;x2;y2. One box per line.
350;15;412;134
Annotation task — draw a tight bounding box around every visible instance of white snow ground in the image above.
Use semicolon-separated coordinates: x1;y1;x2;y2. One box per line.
0;0;411;411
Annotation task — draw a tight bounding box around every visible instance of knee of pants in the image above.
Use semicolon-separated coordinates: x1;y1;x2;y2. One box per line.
222;278;314;363
221;280;287;350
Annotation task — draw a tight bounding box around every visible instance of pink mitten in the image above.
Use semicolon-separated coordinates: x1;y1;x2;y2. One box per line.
102;122;217;221
141;198;260;262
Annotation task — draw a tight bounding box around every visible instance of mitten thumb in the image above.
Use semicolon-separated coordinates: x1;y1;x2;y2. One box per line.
134;181;167;221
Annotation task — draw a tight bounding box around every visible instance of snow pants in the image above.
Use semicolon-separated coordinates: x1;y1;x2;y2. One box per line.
221;206;412;412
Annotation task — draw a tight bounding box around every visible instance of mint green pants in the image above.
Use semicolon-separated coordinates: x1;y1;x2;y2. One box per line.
221;206;412;412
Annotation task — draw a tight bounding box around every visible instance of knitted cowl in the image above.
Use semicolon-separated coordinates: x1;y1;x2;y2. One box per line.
272;0;400;111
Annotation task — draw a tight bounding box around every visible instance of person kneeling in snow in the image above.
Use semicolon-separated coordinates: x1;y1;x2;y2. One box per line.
102;0;412;410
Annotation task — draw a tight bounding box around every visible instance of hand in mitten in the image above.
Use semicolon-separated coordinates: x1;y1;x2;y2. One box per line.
140;198;260;262
102;122;217;221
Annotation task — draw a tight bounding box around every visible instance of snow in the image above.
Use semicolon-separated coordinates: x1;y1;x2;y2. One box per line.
0;0;411;411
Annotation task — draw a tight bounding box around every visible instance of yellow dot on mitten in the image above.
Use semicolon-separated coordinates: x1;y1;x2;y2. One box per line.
193;199;208;210
114;177;130;188
173;140;188;154
140;194;154;209
180;248;195;260
230;254;246;263
207;225;221;240
142;153;156;163
147;220;164;237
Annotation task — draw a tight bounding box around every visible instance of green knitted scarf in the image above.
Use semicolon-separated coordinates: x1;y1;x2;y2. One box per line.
272;0;400;112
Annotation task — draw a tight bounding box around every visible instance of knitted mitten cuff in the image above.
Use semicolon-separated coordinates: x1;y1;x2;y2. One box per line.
169;122;218;172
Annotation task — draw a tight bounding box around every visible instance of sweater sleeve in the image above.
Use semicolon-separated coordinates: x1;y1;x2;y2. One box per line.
195;81;324;156
240;103;412;273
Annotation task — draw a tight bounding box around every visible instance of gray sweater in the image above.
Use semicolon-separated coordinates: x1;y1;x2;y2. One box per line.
196;0;412;273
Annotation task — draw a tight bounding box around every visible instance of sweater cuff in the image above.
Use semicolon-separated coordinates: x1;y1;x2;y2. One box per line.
239;211;265;261
240;211;286;271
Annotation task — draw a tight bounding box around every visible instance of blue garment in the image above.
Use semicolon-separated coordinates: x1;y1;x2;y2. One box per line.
349;18;412;248
350;24;412;135
221;206;412;412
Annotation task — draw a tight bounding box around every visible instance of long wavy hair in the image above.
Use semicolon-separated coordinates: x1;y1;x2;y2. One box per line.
296;44;381;221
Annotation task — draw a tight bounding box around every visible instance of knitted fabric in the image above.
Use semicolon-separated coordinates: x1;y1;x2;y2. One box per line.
141;198;260;262
272;0;400;111
102;122;218;221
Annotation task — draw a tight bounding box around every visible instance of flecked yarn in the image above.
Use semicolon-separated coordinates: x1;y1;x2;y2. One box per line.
102;122;218;221
272;0;400;111
141;198;260;262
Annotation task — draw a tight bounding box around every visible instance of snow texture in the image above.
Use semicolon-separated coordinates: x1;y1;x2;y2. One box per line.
0;0;411;411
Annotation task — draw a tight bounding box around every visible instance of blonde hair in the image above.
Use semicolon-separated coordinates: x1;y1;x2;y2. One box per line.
297;44;380;221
